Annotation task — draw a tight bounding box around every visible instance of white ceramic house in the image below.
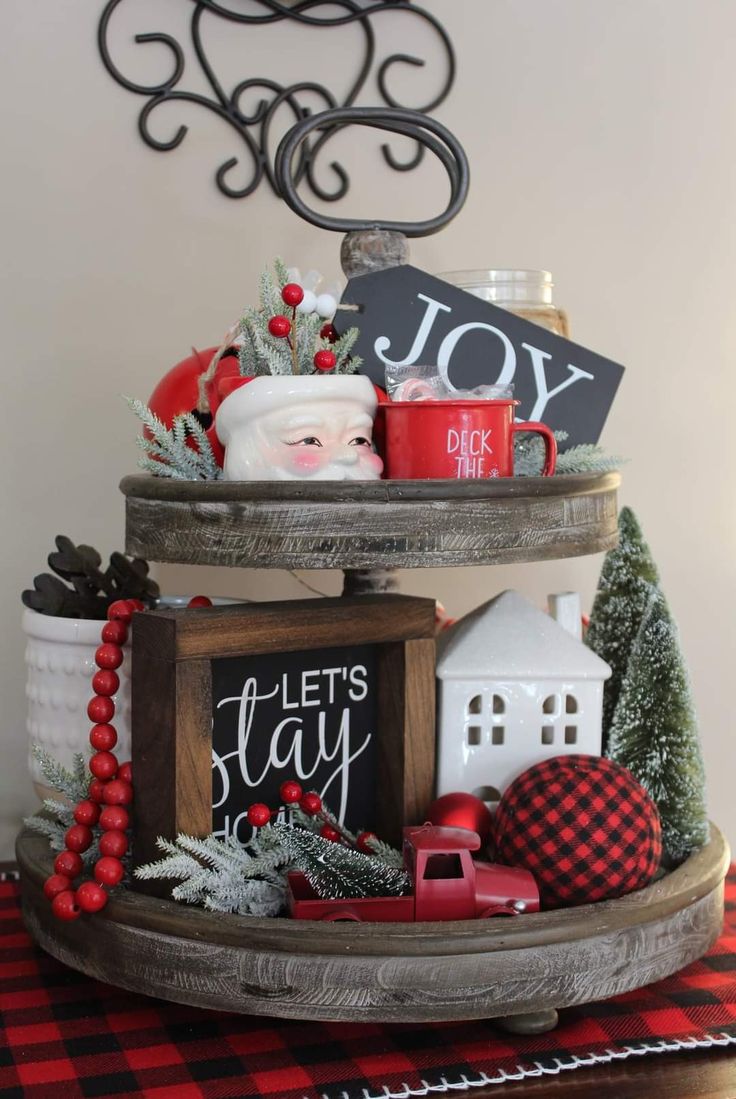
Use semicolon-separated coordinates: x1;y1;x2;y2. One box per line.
436;590;611;805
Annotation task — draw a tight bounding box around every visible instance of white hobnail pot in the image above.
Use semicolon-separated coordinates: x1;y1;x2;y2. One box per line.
23;608;132;801
23;596;239;800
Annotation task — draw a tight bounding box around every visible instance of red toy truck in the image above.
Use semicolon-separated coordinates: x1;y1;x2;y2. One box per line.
288;824;540;922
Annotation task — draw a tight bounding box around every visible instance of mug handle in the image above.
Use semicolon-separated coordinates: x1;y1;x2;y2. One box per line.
511;422;557;476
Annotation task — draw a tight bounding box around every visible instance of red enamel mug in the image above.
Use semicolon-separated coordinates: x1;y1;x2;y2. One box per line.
381;399;557;480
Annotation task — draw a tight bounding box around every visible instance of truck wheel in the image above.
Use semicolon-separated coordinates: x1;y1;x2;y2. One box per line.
321;911;361;922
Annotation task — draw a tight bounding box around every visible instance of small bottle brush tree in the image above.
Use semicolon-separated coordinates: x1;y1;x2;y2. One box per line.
606;589;708;865
587;507;661;746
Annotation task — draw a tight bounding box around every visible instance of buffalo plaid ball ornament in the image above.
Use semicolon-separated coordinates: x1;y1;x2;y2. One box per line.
493;754;661;908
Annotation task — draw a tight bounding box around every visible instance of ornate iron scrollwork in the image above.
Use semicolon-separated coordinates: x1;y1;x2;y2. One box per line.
97;0;456;200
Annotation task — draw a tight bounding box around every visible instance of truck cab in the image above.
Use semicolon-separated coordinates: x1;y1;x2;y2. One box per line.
404;824;539;921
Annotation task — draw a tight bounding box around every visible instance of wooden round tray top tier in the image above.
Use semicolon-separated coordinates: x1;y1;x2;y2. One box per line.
17;825;729;1024
121;472;620;569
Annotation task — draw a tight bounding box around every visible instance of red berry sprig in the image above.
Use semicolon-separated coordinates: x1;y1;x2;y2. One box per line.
42;598;139;920
244;780;375;852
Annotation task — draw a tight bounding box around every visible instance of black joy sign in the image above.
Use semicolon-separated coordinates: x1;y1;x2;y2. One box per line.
340;265;625;447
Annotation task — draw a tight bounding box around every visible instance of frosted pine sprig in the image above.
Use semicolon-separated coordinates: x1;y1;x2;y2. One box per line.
134;829;288;916
126;397;223;481
514;430;623;477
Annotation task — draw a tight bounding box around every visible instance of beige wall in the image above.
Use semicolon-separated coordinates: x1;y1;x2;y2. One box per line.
2;1;734;859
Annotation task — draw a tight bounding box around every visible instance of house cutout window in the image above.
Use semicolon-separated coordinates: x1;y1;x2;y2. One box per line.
565;695;578;713
467;725;481;746
423;853;463;880
492;726;505;745
472;785;501;807
565;725;578;744
542;694;558;715
467;695;482;716
542;725;555;745
492;694;505;714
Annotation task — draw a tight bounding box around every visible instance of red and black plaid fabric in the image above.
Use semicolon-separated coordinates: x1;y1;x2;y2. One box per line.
2;868;735;1099
493;754;662;907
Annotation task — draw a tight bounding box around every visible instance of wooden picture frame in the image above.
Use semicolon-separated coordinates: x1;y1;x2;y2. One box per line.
131;595;436;886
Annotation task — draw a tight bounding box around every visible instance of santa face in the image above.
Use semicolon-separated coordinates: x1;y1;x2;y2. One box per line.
219;387;384;481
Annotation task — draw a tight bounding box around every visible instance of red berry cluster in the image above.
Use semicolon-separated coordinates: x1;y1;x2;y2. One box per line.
246;780;377;853
266;283;338;374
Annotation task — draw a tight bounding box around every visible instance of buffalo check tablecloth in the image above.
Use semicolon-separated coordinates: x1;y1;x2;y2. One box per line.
1;868;736;1099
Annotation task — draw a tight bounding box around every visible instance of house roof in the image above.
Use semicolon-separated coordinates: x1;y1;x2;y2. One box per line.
437;590;612;681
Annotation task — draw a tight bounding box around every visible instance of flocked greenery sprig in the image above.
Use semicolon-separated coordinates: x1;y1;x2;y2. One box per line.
238;259;362;377
135;782;406;913
514;430;624;477
135;831;288;917
126;398;223;480
24;748;106;869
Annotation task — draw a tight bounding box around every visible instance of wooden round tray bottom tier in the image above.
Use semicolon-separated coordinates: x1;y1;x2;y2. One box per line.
120;473;620;569
17;825;729;1026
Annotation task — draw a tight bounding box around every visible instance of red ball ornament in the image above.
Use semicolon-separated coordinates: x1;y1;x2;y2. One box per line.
281;283;304;307
117;761;132;785
99;805;129;832
92;669;119;697
102;780;133;806
313;350;337;372
101;620;128;645
75;881;108;913
107;600;133;624
279;780;302;804
94;857;124;887
51;891;81;921
299;791;321;815
99;830;129;859
126;599;146;613
44;874;72;901
246;803;271;828
356;830;377;854
268;315;292;338
73;800;101;827
90;724;117;751
88;778;107;804
320;323;338;342
95;643;124;670
320;824;341;843
89;751;118;781
64;824;93;853
54;850;83;879
187;595;213;608
493;755;662;908
427;792;494;846
87;696;114;724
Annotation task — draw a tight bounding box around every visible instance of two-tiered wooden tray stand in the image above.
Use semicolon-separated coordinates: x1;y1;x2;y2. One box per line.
16;116;730;1033
16;465;730;1033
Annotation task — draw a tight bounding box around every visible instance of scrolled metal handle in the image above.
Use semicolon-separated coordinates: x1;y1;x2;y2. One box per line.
274;107;469;237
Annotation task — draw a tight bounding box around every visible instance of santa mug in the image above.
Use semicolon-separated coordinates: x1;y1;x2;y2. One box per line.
215;374;384;481
381;399;557;480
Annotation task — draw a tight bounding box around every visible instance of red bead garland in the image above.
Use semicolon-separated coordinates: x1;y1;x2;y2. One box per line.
43;598;139;919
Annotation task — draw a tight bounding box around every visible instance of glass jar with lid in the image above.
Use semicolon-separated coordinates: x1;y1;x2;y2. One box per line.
438;269;569;338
